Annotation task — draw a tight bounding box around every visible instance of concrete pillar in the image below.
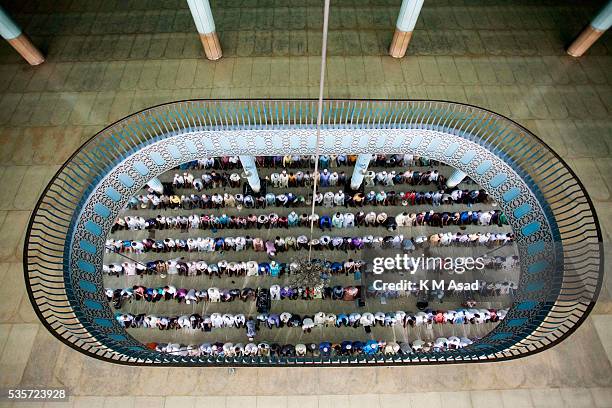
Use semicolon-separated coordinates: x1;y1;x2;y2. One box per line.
350;154;373;190
389;0;424;58
186;0;222;60
567;0;612;57
446;169;466;188
239;156;261;193
0;5;44;65
147;178;164;194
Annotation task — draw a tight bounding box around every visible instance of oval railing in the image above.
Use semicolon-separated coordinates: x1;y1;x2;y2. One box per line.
24;99;603;366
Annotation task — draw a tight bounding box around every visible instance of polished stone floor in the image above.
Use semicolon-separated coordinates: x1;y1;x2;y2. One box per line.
0;0;611;406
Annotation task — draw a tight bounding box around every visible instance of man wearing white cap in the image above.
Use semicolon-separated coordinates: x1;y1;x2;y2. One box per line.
279;170;289;188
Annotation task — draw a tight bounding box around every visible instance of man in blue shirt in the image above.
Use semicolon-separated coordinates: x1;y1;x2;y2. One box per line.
319;215;332;231
288;211;299;227
258;262;270;275
460;211;471;225
330;262;343;274
364;340;379;355
266;314;281;328
352;341;365;354
319;155;331;169
470;210;480;224
214;237;225;251
365;191;376;205
336;313;349;327
320;169;331;186
340;341;353;355
332;286;345;300
265;193;276;206
218;214;230;227
319;342;332;357
269;261;281;277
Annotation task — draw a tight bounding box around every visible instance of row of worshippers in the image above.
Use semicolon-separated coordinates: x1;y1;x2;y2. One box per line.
106;285;360;307
103;269;516;297
105;231;515;256
112;209;508;232
266;168;447;189
127;188;489;211
173;168;445;190
106;283;516;308
177;154;441;171
171;168;449;190
103;253;517;280
116;308;507;334
260;153;440;169
103;258;366;277
149;336;475;358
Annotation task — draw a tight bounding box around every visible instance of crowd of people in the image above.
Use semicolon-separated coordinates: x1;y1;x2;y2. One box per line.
106;154;516;355
116;307;508;336
105;231;514;258
148;336;475;358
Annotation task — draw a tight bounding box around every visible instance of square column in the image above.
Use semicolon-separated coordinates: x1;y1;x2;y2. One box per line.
186;0;222;60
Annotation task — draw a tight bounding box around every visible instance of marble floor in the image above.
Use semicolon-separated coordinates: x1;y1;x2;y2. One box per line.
0;0;611;406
